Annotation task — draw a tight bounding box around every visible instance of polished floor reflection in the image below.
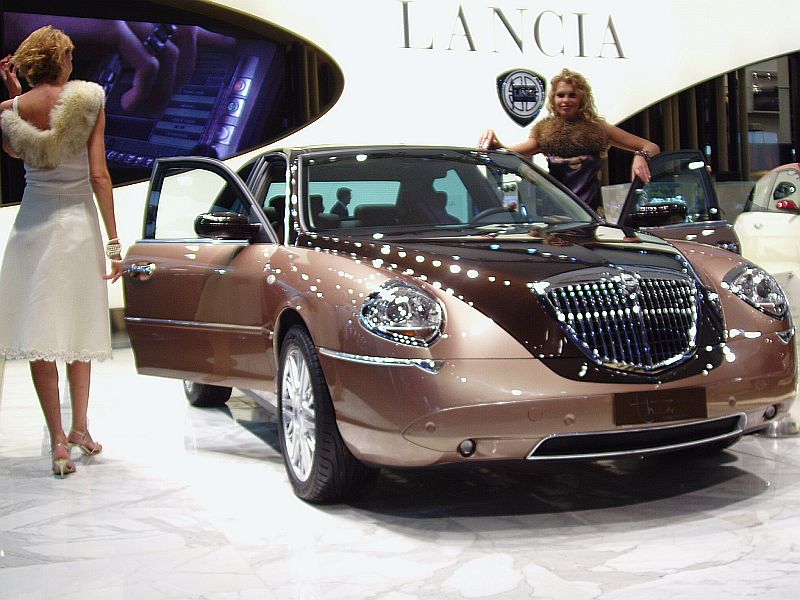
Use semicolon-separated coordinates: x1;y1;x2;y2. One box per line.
1;347;799;599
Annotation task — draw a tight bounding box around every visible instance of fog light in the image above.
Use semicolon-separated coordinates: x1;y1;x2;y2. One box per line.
764;405;778;420
458;439;476;457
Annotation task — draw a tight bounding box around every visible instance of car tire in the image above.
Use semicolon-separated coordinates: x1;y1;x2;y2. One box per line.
183;380;232;407
278;325;375;503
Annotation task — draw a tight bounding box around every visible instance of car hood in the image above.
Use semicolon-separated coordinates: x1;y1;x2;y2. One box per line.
305;223;690;285
300;224;725;380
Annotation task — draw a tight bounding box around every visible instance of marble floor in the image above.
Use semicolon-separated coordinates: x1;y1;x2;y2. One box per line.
1;347;799;600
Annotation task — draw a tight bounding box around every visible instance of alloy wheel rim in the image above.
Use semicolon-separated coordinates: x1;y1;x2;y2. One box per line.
281;346;316;481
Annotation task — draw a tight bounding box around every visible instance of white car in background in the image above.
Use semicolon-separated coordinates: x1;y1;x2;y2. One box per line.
735;164;800;315
735;163;800;434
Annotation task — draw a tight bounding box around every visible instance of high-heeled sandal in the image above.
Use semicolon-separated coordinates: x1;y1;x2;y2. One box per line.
68;430;103;456
51;443;76;478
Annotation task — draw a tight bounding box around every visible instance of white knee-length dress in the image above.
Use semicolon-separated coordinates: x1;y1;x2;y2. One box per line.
0;81;111;363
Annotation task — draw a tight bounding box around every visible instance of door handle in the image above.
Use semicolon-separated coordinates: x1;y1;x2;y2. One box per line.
125;262;156;281
753;223;763;229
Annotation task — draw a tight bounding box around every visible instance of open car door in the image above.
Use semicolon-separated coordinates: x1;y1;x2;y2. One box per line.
122;156;280;390
617;150;740;253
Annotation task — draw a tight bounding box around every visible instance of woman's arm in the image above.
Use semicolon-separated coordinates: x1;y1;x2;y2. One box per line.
0;98;20;158
478;129;541;157
507;136;541;157
604;122;660;183
0;55;22;99
87;107;123;282
1;133;15;157
1;134;16;157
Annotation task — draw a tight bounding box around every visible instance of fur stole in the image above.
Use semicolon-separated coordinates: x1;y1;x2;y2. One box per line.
0;80;105;169
531;116;608;158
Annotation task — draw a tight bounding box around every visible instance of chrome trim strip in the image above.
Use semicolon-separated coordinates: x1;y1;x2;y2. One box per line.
124;316;265;335
318;347;444;374
133;238;249;245
656;219;731;230
526;414;746;460
777;327;795;344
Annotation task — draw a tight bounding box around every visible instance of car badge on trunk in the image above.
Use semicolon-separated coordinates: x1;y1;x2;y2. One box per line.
496;69;546;126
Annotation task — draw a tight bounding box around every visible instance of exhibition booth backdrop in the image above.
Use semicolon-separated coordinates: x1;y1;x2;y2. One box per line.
0;0;799;313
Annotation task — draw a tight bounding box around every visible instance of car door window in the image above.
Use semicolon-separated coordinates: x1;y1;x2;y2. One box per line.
306;182;401;214
635;156;716;222
623;150;722;223
153;167;250;239
306;180;402;228
244;158;287;234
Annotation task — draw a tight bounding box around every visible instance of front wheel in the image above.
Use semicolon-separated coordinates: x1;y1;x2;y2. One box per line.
277;326;375;503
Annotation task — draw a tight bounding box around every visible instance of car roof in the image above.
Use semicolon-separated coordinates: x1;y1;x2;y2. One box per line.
277;144;496;157
767;162;800;175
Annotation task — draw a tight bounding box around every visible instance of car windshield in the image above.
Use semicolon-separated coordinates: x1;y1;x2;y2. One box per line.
301;149;598;234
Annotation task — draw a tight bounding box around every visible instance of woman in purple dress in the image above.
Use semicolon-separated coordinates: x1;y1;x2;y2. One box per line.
479;68;660;216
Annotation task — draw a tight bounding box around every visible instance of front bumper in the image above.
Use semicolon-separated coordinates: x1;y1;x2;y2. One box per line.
319;332;796;467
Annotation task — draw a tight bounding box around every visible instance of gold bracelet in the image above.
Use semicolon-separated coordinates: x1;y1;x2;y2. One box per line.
105;240;122;258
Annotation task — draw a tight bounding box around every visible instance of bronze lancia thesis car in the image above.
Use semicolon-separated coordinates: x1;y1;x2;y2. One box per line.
122;146;796;503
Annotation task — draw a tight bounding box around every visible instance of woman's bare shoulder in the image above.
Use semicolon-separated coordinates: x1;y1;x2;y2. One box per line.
8;88;59;129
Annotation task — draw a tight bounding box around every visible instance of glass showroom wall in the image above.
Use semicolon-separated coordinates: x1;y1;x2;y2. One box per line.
607;52;800;187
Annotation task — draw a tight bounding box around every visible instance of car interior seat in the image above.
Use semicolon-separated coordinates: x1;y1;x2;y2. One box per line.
309;194;324;217
430;191;460;224
353;204;398;227
264;195;286;238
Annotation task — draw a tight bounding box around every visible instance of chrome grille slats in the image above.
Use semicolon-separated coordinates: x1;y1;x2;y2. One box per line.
639;278;695;362
540;268;700;373
605;280;639;364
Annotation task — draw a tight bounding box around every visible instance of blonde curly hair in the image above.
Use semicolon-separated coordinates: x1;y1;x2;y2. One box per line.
546;68;601;122
12;26;74;86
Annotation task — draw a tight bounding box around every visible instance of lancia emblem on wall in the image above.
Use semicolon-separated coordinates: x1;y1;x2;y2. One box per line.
497;69;546;126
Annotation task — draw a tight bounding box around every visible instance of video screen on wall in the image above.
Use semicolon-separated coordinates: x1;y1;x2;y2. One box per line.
1;9;290;194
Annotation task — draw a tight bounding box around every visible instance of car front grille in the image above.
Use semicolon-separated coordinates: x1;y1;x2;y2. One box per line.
539;268;700;373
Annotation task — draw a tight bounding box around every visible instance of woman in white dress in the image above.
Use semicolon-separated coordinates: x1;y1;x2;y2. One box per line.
0;26;123;477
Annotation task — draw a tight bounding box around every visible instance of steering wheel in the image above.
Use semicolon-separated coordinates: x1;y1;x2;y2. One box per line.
470;206;522;223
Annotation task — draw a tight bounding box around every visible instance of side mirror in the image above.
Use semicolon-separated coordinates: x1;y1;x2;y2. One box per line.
627;202;688;228
194;212;261;240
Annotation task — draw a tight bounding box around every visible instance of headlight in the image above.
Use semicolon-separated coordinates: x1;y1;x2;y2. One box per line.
724;265;788;318
360;281;444;346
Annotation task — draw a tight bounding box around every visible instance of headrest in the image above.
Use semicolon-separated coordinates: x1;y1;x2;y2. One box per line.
314;212;341;229
354;204;397;226
268;195;285;208
432;191;448;208
309;194;324;214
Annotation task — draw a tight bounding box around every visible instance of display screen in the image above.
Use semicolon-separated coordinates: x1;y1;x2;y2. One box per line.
2;11;288;185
